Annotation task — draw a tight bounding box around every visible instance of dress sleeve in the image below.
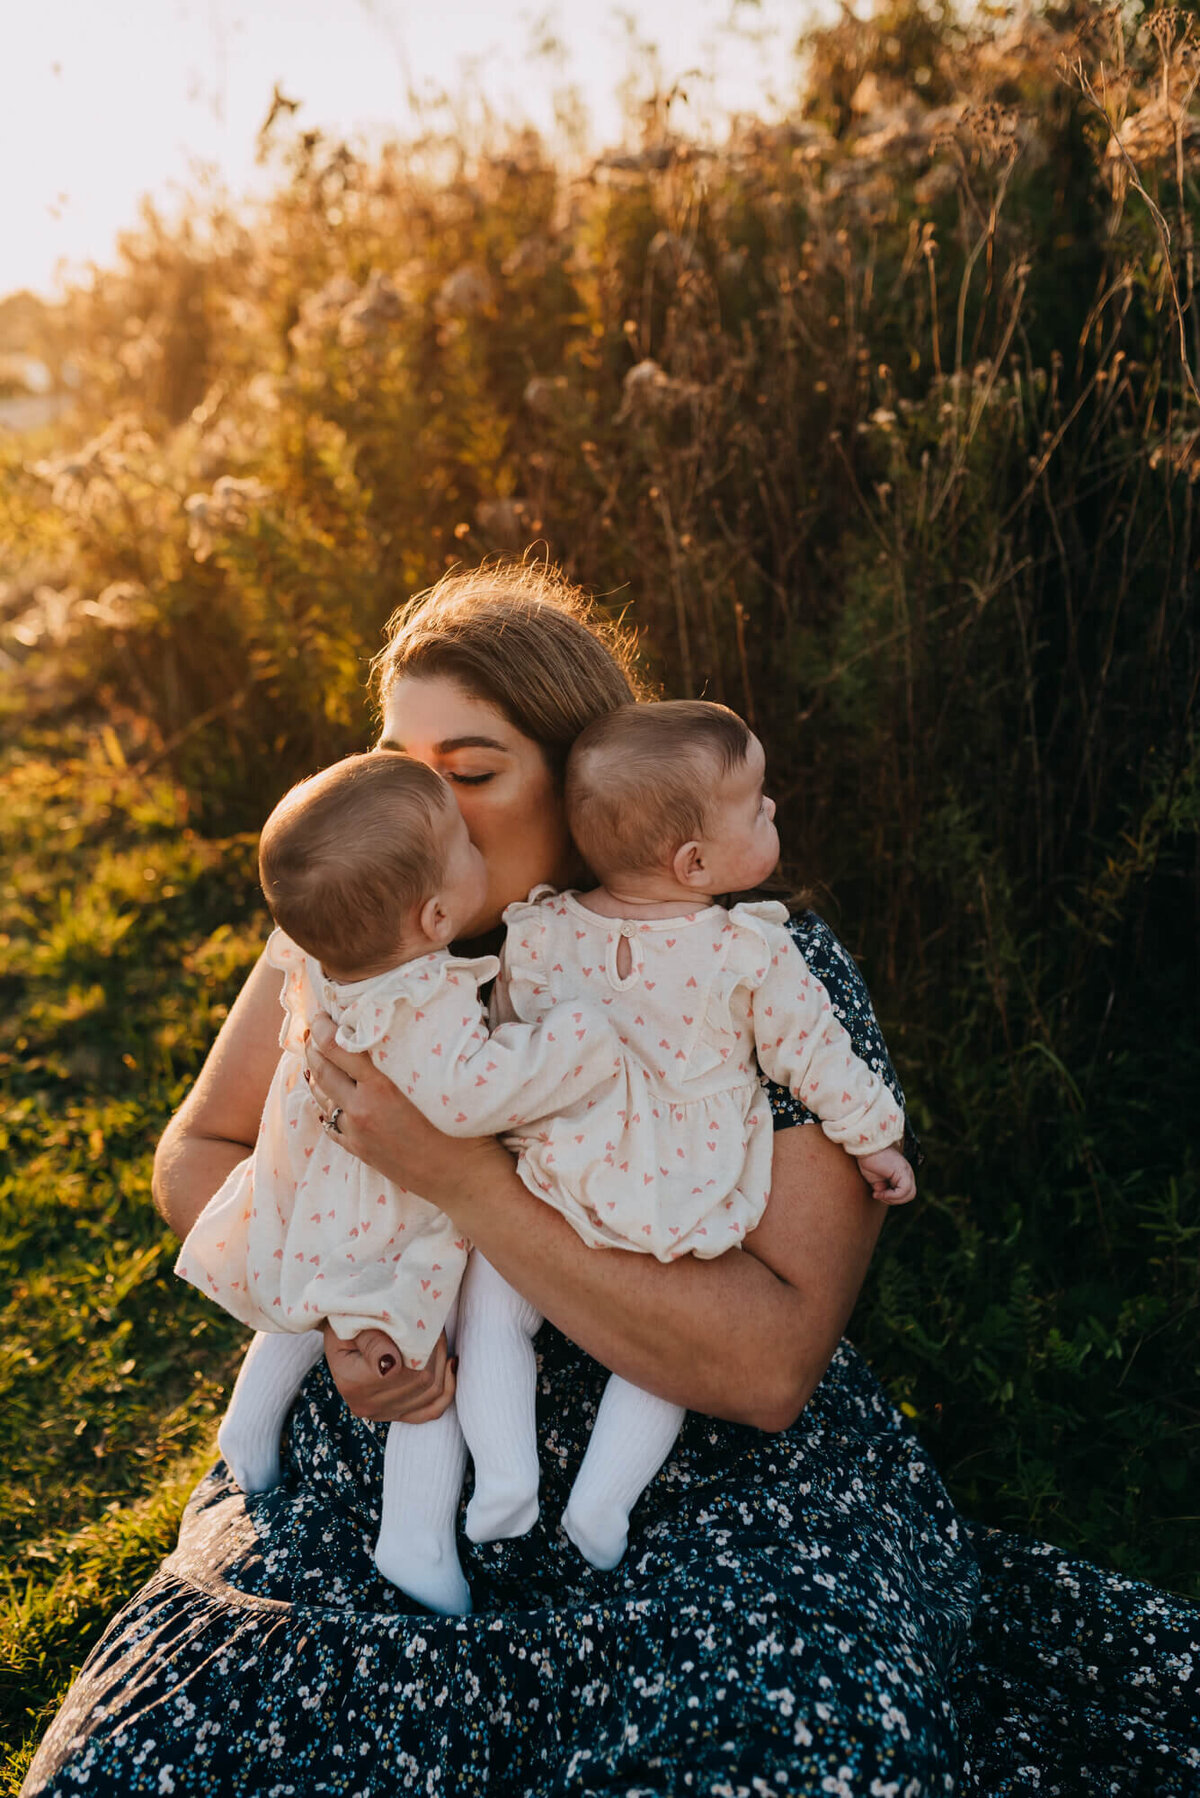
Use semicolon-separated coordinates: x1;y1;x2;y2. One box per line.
496;896;555;1026
264;926;320;1056
762;911;924;1168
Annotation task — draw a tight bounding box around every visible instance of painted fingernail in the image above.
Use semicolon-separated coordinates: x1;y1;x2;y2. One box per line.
303;1068;311;1082
377;1354;396;1376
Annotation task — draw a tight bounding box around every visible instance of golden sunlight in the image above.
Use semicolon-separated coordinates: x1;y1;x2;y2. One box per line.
0;0;830;300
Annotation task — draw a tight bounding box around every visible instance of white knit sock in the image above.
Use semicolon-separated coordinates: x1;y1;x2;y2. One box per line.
455;1253;544;1543
374;1406;471;1614
217;1330;326;1493
562;1375;686;1569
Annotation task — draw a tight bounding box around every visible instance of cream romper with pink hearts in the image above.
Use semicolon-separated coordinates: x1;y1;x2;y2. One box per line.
498;888;905;1257
176;927;621;1365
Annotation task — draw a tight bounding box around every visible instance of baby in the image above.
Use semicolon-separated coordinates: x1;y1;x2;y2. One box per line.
175;752;623;1614
455;699;915;1570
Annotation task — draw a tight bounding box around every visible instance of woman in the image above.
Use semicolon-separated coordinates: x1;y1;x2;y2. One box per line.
24;563;1200;1796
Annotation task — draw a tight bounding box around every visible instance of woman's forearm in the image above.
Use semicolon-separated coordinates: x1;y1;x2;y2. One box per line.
429;1126;882;1430
152;1111;252;1239
151;947;284;1240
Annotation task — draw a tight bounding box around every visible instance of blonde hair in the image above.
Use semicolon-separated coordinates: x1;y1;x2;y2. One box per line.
371;559;647;779
260;753;451;972
567;701;753;881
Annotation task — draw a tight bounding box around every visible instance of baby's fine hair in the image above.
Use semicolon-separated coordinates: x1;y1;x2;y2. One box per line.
566;700;753;881
259;753;451;973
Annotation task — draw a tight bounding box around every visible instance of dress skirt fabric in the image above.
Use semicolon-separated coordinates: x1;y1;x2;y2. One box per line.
24;1331;1200;1796
26;1333;975;1796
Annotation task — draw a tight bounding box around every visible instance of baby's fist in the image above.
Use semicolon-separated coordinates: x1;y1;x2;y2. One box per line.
859;1147;916;1206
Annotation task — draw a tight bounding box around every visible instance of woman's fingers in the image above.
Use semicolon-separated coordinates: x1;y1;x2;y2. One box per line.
303;1009;511;1202
322;1325;457;1424
352;1327;406;1377
303;1015;360;1108
303;1012;389;1139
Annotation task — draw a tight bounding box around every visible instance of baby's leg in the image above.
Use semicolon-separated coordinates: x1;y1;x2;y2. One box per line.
454;1252;544;1542
373;1406;471;1614
217;1329;325;1492
562;1375;686;1569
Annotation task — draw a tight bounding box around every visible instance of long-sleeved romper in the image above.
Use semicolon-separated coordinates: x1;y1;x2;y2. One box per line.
498;888;906;1258
175;927;622;1365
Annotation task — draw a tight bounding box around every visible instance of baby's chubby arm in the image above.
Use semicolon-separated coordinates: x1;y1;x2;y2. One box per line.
747;921;911;1177
371;984;623;1138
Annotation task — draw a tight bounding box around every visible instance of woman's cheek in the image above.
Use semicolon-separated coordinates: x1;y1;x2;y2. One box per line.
500;796;569;898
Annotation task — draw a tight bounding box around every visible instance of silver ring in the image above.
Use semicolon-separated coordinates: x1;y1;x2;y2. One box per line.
323;1106;343;1136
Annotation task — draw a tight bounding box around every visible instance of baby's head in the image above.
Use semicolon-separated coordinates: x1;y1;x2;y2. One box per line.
566;701;779;897
259;752;487;980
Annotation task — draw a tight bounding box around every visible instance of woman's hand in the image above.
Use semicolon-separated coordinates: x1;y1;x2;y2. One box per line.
303;1012;507;1204
322;1325;458;1424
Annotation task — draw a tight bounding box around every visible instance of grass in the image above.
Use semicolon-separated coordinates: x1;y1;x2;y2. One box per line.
0;728;266;1785
1;1451;212;1796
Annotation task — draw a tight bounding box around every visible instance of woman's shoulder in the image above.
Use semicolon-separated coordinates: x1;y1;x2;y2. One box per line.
779;910;876;1017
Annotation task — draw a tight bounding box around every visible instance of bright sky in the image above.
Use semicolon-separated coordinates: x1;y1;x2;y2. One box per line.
0;0;836;300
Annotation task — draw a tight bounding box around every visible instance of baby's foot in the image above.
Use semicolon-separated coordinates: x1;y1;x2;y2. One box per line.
464;1475;539;1545
374;1526;471;1615
561;1491;629;1571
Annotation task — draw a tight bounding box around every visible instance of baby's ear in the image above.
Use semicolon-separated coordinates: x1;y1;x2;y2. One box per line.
418;894;455;945
671;840;706;887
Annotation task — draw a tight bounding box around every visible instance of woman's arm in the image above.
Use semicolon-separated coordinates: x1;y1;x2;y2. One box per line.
152;949;285;1238
305;1018;885;1432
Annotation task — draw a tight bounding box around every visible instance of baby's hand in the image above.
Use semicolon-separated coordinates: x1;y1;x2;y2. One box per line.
858;1146;916;1206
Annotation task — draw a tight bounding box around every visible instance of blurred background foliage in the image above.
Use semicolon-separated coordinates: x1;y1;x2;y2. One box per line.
2;0;1199;1779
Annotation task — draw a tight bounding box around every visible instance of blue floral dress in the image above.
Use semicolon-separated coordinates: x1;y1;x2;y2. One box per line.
23;917;1200;1797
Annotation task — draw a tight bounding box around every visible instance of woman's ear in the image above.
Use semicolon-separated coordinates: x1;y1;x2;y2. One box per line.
671;840;707;888
418;894;455;945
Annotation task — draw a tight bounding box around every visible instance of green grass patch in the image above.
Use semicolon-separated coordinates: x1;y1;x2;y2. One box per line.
0;729;264;1764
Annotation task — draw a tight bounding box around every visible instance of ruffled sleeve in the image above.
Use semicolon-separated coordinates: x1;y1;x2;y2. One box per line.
728;906;904;1155
332;953;500;1054
724;900;793;984
266;926;321;1056
497;887;558;1025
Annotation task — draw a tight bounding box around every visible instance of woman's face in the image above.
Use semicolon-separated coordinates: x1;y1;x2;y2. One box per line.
379;674;574;937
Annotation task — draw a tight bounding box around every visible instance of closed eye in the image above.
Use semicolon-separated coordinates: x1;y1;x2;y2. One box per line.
445;772;495;786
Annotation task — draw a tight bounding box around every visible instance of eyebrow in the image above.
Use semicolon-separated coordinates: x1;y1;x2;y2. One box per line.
377;734;511;755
